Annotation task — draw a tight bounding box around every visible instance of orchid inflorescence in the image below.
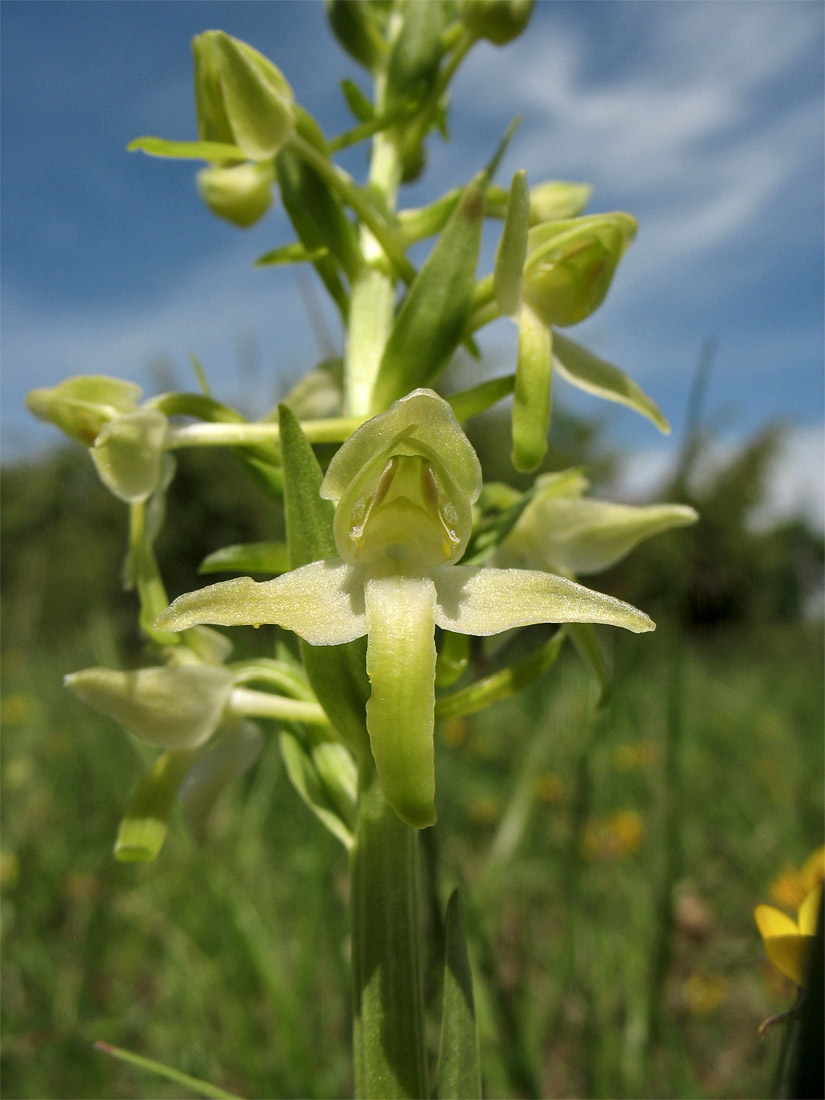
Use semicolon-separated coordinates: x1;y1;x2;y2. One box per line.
27;5;699;1093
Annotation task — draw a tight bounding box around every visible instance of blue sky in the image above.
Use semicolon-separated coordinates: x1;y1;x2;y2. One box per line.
2;1;823;522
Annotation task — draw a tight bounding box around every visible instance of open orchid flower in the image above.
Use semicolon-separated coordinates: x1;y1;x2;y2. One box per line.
157;389;654;828
496;472;699;576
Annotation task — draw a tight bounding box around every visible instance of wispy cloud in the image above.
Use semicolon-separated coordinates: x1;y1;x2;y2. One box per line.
2;237;341;455
3;1;821;471
613;421;824;533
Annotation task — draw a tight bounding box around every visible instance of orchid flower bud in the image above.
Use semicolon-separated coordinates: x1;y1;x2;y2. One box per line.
192;30;295;160
523;212;637;327
196;161;275;226
26;375;141;447
498;475;699;575
528;180;592;223
460;0;535;45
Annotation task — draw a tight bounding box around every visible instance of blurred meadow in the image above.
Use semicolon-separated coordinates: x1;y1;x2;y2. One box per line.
2;399;822;1100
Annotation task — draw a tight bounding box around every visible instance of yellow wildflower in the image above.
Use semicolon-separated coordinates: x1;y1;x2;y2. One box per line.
755;886;822;987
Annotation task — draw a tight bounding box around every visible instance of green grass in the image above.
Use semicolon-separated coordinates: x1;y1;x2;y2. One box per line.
2;620;822;1099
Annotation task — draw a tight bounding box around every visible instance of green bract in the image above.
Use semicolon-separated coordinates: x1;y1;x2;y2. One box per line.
156;390;654;829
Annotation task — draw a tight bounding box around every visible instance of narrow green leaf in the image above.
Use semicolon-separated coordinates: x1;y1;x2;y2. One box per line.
435;629;566;721
277;146;362;279
552;330;671;433
199;541;290;576
447;374;515;423
188;352;212;396
434;891;482;1100
373;173;486;408
276;146;361;317
341;78;374;121
278;405;370;756
94;1041;240;1100
127;136;245;161
494;169;530;317
255;242;329;267
462;481;538;565
279;730;356;848
114;749;197;862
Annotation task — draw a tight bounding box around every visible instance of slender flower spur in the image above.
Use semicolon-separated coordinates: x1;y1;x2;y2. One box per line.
157;389;654;827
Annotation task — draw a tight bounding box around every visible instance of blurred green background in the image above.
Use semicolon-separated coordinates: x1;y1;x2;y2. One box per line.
1;402;823;1099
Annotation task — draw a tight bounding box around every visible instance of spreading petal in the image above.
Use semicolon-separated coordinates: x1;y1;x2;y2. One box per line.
156;561;367;645
365;573;438;828
798;886;822;937
755;902;814;986
433;565;654;635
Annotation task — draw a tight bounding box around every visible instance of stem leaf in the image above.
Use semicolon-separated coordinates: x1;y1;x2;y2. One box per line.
127;136;245;161
434;890;482;1100
278;405;370;755
373;173;485;408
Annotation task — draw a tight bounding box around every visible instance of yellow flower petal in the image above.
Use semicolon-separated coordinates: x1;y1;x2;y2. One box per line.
798;886;822;937
764;933;812;987
755;903;799;940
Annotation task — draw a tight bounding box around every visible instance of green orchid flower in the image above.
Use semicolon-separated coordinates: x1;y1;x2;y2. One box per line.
496;472;699;576
65;626;331;859
156;389;654;828
27;374;169;503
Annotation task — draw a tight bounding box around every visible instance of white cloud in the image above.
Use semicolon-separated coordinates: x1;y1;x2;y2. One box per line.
612;422;825;533
459;1;821;290
1;237;342;456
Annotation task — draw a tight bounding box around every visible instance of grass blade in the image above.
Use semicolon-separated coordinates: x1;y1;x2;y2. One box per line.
93;1041;241;1099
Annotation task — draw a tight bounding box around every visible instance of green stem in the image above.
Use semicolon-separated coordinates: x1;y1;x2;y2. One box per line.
165;415;366;450
228;687;331;726
344;76;405;417
350;759;428;1099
